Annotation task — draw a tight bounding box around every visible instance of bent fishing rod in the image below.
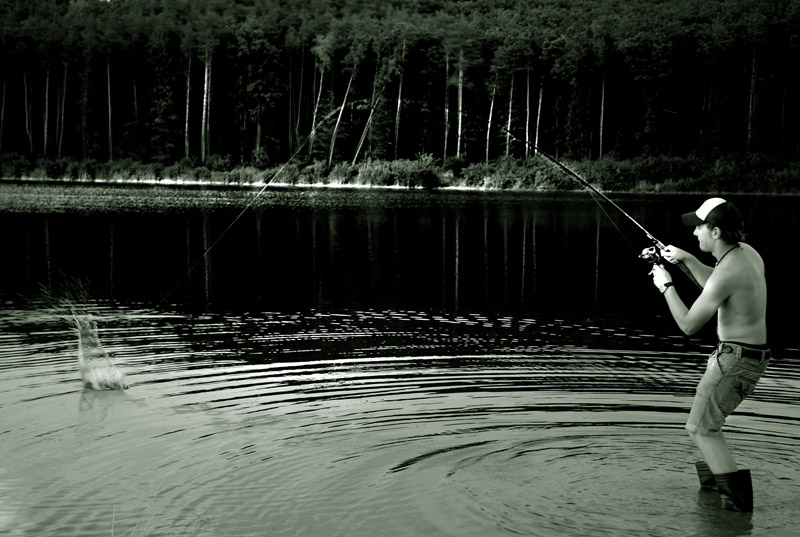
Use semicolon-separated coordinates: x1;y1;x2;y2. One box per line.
504;129;701;289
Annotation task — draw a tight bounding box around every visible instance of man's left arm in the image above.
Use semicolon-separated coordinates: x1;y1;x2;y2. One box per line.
651;264;727;335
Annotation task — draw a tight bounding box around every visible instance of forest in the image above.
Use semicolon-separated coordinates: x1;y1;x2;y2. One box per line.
2;0;800;191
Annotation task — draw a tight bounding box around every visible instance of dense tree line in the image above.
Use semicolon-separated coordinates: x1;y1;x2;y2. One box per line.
1;0;799;178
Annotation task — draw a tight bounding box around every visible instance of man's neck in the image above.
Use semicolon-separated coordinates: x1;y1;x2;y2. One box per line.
713;241;740;266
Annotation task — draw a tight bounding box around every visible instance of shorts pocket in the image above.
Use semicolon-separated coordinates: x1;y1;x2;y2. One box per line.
737;377;757;398
715;352;736;375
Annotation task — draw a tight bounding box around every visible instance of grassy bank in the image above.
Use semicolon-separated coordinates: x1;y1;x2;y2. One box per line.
2;152;799;193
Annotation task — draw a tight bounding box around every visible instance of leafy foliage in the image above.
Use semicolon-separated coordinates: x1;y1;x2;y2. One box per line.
1;0;799;193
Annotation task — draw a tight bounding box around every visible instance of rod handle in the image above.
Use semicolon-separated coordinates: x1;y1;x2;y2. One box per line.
676;261;703;289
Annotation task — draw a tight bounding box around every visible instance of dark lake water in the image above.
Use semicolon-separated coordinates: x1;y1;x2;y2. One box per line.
1;184;798;536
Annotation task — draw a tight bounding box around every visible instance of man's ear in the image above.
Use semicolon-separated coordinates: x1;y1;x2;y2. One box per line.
710;226;722;239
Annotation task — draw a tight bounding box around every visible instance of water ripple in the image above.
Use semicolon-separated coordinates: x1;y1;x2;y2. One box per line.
1;305;799;537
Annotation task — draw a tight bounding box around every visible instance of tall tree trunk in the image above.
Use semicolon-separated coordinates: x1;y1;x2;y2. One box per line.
599;72;605;159
525;68;530;160
353;63;379;165
43;68;50;157
57;63;67;159
0;71;6;154
309;62;324;159
747;48;757;153
133;76;139;123
780;82;786;152
206;58;213;159
23;72;33;153
184;51;191;159
505;73;513;157
254;103;262;161
486;75;496;164
81;62;89;159
201;50;211;163
534;74;543;157
288;55;294;151
329;67;355;167
443;52;450;161
105;58;113;161
456;50;464;159
295;46;305;150
107;58;113;162
394;40;405;160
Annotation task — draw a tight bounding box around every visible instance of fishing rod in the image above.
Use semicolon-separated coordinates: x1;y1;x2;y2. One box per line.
504;128;701;289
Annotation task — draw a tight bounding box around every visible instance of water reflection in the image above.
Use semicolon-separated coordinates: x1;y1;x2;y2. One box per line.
2;191;797;332
1;191;642;314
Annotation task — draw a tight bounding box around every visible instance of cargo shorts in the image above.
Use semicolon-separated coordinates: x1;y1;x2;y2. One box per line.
685;342;770;436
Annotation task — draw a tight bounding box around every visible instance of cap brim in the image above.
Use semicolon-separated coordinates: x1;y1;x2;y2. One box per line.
682;212;704;226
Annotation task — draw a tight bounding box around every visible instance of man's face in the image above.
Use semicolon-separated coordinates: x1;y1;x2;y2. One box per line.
693;223;716;252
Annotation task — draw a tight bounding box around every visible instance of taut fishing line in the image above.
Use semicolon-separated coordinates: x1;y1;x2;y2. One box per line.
130;110;340;537
155;108;341;309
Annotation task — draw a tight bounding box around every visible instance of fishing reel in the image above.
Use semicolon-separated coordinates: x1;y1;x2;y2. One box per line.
639;245;665;266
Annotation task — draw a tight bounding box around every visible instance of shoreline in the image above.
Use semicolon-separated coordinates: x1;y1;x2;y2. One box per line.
2;176;797;196
2;178;797;216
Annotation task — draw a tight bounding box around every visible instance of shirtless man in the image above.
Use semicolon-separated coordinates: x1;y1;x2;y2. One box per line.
649;197;769;511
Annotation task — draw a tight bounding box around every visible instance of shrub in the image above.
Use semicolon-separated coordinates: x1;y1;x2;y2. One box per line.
328;162;359;185
443;155;467;179
356;159;394;186
269;162;301;185
206;154;233;172
303;160;329;184
0;153;34;178
192;166;212;181
354;156;441;188
461;162;494;188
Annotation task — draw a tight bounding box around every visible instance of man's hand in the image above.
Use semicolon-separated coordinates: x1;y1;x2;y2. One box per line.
661;245;689;265
650;264;673;294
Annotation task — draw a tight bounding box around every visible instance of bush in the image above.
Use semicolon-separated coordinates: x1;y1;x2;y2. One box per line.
357;159;395;186
328;162;359;185
302;160;329;184
82;159;99;180
192;166;212;181
206;154;233;172
2;151;798;193
0;153;34;178
34;158;72;179
225;166;262;184
443;155;467;179
461;162;494;188
269;162;301;185
354;155;441;189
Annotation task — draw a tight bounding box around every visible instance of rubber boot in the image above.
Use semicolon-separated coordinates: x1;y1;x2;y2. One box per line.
695;461;717;489
715;469;753;511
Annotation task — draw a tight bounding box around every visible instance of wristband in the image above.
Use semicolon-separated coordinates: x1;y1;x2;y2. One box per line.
660;282;674;294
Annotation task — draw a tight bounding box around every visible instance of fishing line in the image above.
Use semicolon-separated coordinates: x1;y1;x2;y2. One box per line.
504;128;701;289
503;129;659;246
155;109;340;309
584;187;639;254
130;111;341;536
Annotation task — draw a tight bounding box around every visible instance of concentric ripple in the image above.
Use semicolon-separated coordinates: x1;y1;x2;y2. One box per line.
1;304;799;537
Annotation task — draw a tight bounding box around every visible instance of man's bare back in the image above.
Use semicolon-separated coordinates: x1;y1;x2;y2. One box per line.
713;243;767;344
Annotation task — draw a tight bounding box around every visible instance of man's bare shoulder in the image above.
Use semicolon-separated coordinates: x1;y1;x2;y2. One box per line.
739;242;765;274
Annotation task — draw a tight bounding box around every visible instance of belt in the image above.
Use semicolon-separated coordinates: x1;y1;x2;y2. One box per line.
717;342;771;362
